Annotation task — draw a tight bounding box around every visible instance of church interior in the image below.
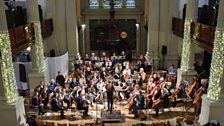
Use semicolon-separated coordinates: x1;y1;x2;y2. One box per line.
0;0;224;126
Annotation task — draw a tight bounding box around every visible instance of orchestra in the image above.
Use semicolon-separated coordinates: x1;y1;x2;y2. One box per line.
30;51;208;121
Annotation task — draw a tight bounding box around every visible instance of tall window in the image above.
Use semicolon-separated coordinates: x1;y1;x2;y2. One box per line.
103;0;122;9
89;0;136;9
126;0;136;8
89;0;99;9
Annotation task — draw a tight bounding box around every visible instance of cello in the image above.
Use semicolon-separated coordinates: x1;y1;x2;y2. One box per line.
187;80;198;99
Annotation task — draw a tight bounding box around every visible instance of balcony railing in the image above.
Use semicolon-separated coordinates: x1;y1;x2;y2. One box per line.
8;18;53;55
172;17;215;53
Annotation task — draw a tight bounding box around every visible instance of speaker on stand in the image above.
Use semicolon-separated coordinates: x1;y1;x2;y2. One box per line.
161;45;167;69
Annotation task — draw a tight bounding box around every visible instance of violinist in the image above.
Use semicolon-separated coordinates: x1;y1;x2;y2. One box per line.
132;90;145;118
122;82;131;99
63;89;73;109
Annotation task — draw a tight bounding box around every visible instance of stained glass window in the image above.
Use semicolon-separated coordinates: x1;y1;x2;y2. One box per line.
89;0;99;9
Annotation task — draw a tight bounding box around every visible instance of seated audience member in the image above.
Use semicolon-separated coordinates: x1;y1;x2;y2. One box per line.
168;64;177;74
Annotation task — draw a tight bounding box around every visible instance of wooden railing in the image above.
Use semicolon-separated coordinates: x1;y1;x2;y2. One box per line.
172;17;184;38
172;17;215;53
8;18;53;55
9;23;34;55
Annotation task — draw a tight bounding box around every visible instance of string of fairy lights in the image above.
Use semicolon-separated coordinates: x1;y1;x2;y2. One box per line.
180;19;192;72
33;22;45;74
0;31;18;103
207;29;224;101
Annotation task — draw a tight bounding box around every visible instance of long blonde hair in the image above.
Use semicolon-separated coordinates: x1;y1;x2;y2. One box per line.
107;81;113;92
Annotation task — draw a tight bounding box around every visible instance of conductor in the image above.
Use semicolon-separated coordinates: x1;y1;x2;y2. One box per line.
106;81;115;113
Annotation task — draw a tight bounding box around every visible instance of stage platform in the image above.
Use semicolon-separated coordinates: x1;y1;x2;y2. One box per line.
101;110;122;122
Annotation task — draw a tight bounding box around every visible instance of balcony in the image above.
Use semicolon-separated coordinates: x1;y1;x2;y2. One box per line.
172;17;215;53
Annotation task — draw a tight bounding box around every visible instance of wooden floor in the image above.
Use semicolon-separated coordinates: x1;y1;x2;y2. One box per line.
31;99;200;126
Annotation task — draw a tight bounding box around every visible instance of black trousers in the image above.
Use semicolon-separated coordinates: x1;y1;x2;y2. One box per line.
107;96;114;112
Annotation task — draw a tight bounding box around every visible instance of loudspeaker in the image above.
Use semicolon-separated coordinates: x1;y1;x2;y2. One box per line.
50;49;55;57
161;45;167;55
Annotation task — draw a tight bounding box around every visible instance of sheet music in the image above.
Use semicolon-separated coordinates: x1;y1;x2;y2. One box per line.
114;86;123;91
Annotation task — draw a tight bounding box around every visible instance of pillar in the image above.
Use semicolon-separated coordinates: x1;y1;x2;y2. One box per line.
147;0;160;70
27;0;47;92
178;0;198;84
66;0;80;71
199;0;224;125
0;1;26;125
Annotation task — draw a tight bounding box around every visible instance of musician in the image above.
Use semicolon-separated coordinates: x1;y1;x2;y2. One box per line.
91;52;97;64
133;90;145;118
69;78;79;89
139;68;146;82
31;91;44;115
87;87;95;107
75;52;82;68
106;81;115;113
121;51;126;62
151;84;169;117
147;86;161;108
63;89;73;109
160;84;170;109
35;81;45;98
76;91;89;116
111;52;117;66
56;71;65;88
84;53;90;61
101;52;107;63
114;67;120;79
50;91;61;111
122;82;131;99
137;54;145;71
49;79;56;93
79;73;86;85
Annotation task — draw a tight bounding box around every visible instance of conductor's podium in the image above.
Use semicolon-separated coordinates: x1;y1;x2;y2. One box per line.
101;110;122;122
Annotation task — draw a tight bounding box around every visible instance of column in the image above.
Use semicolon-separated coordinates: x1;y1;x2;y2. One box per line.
146;0;160;70
66;0;80;71
199;0;224;125
0;1;26;125
27;0;47;92
178;0;198;84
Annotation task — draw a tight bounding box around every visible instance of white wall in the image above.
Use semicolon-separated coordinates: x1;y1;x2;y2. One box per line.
178;0;187;18
198;0;209;7
38;0;46;19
